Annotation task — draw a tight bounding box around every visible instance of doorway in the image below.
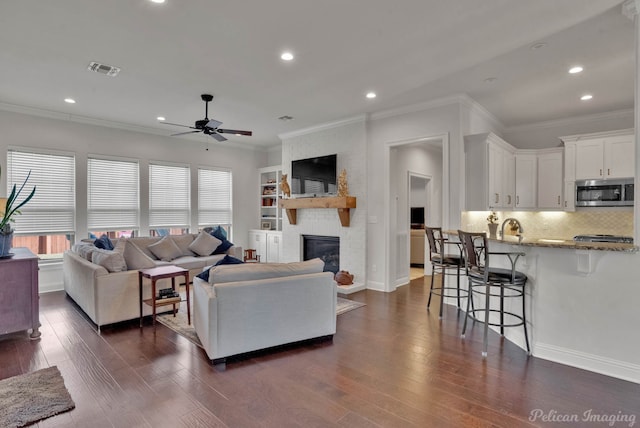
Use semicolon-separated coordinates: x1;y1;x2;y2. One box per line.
409;173;429;281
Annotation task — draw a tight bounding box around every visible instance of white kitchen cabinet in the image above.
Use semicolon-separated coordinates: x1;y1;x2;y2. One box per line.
562;129;634;180
515;153;537;209
248;229;282;263
464;132;516;210
537;149;563;209
564;181;576;212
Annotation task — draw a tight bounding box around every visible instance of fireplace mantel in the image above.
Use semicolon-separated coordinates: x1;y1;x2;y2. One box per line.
280;196;356;227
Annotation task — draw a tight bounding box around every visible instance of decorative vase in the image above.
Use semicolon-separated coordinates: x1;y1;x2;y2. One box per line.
335;270;354;285
488;223;498;239
0;231;13;256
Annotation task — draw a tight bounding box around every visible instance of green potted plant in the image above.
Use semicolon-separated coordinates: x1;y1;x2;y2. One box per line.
0;167;36;256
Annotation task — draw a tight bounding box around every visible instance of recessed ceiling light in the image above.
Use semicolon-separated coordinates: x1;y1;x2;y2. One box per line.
569;66;584;74
581;94;593;101
278;115;294;121
366;92;377;99
64;98;76;104
150;0;165;3
530;42;547;50
484;77;497;83
157;116;166;121
280;52;294;61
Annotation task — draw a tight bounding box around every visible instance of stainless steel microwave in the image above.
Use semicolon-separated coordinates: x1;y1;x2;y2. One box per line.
575;179;634;207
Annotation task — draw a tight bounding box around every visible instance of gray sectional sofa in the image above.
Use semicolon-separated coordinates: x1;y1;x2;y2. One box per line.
63;232;242;330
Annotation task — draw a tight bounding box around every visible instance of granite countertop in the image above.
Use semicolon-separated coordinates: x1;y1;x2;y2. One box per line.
443;230;638;253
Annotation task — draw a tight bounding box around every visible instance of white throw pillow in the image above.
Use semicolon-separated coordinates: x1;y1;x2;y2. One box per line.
188;231;222;257
91;248;127;272
171;234;197;256
123;239;156;269
148;236;183;262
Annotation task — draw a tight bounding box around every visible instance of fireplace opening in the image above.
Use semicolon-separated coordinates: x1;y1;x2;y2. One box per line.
302;235;339;274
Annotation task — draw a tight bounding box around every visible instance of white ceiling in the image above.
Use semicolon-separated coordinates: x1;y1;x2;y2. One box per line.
0;0;632;148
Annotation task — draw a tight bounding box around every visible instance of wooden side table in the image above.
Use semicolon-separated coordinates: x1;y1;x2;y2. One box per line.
138;266;189;327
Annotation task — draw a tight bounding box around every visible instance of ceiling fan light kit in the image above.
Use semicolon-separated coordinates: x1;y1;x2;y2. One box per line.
161;94;253;142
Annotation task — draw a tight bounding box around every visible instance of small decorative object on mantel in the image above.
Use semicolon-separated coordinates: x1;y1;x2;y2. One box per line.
0;167;36;257
335;270;354;285
337;169;349;197
280;174;291;199
486;211;499;239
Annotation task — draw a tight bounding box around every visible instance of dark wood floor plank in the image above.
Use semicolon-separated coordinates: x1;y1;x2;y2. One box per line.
0;281;637;427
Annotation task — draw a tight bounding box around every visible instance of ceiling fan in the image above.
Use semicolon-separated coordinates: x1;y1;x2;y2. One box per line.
161;94;252;142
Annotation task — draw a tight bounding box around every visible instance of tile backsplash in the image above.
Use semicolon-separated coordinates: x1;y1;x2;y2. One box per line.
461;209;633;240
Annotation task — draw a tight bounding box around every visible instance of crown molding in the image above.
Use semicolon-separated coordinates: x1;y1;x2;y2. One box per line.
502;108;634;135
278;114;366;140
622;0;640;20
458;94;505;132
370;93;466;121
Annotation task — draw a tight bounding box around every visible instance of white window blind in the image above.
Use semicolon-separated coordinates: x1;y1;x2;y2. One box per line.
6;149;75;234
198;168;232;226
87;157;139;230
149;163;190;228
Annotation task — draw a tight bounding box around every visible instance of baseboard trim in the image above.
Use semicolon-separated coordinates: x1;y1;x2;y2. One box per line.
366;280;386;292
534;342;640;384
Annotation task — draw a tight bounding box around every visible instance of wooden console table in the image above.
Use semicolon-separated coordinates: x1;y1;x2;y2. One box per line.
0;247;40;339
280;196;357;227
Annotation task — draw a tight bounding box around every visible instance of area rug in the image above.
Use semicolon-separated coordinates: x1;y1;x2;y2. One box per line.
157;297;366;347
336;297;366;315
0;366;75;427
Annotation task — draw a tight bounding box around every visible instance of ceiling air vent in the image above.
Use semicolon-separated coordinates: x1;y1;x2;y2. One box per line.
87;61;121;77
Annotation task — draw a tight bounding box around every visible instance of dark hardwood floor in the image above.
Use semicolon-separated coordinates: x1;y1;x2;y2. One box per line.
1;276;638;427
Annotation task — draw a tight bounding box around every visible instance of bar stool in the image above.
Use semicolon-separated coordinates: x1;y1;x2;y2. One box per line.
457;230;530;357
425;226;466;318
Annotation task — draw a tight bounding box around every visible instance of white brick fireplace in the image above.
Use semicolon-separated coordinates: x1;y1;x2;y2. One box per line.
279;118;367;288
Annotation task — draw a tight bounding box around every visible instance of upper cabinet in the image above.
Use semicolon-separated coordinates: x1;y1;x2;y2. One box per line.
562;129;634;180
465;133;515;210
515;153;537;209
537;149;563;209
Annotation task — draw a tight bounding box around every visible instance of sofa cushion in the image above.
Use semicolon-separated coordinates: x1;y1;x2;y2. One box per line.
188;231;222;257
128;236;161;259
123;239;156;270
209;258;325;284
75;243;98;261
171;234;197;256
148;236;183;262
171;256;209;271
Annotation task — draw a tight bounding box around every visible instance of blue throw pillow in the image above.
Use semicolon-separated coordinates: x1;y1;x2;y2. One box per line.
196;269;210;282
214;255;244;266
212;239;233;255
196;256;244;282
211;226;228;241
94;234;114;250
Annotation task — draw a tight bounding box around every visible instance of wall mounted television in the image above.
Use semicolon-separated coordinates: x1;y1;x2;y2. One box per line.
291;154;337;197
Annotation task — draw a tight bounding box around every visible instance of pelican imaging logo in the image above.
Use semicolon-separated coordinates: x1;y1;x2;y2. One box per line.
529;409;636;426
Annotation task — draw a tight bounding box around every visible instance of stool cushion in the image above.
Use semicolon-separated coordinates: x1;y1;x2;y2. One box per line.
468;267;527;283
432;254;462;266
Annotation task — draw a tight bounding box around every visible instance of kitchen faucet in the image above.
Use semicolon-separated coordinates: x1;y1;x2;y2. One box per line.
501;218;524;238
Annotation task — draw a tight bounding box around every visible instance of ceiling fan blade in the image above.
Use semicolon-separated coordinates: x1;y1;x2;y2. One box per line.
211;132;227;142
217;128;252;136
206;119;223;129
161;121;197;129
171;130;202;136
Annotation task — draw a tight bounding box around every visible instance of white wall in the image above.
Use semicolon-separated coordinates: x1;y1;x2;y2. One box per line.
0;109;266;291
280;118;367;284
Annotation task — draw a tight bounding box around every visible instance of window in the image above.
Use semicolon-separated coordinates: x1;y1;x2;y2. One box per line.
149;162;190;232
6;148;75;259
87;157;139;237
198;167;232;235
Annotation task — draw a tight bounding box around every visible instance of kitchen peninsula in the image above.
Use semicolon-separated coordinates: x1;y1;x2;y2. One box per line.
454;230;639;383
